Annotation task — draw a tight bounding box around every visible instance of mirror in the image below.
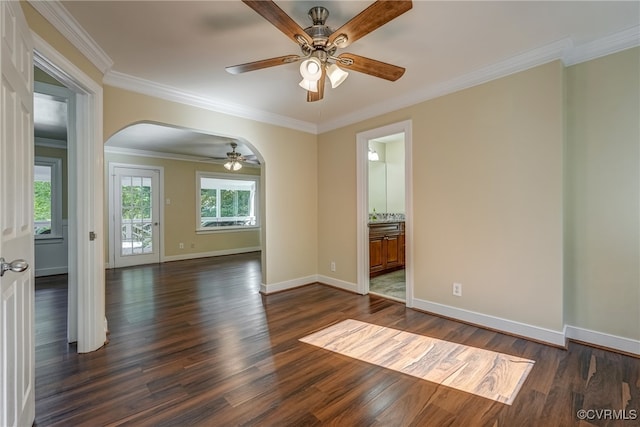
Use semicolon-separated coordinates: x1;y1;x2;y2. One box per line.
368;134;405;218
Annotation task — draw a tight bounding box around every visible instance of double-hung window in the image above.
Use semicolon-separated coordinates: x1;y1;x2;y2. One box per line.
34;156;62;239
197;172;259;231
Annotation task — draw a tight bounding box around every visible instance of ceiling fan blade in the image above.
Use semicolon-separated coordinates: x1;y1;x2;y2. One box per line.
242;0;313;46
337;53;405;81
226;55;300;75
307;69;325;102
329;0;412;48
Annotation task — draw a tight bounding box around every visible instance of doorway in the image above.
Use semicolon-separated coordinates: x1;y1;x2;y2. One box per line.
33;77;72;279
33;37;106;353
368;133;406;301
356;120;413;307
109;164;163;268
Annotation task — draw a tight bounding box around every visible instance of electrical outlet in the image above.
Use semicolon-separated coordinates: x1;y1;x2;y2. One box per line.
453;282;462;297
330;261;336;272
179;242;184;249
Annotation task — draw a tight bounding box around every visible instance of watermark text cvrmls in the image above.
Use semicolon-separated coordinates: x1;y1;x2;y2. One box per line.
577;409;637;421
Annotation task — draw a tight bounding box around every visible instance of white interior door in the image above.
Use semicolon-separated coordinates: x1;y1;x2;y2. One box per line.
0;1;35;426
112;166;160;268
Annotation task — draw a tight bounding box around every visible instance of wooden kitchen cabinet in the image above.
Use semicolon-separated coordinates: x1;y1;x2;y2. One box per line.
369;221;405;277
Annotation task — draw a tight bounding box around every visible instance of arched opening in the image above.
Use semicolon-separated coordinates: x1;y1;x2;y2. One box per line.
103;122;266;278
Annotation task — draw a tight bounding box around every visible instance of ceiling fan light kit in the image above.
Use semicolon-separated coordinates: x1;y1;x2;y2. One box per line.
227;0;412;102
224;160;243;171
326;63;349;89
299;78;318;92
223;142;244;171
299;57;322;81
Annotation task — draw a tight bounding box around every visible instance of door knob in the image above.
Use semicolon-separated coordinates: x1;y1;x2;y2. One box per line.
0;257;29;277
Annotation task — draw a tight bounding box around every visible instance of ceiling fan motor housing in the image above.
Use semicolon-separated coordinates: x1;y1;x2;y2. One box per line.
305;7;333;48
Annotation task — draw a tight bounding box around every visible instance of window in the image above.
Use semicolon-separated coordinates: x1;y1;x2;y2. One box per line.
197;172;259;230
34;156;62;238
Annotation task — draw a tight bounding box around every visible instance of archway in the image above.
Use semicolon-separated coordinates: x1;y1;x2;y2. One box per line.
104;122;266;277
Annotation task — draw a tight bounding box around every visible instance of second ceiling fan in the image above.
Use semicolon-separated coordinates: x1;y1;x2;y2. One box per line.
226;0;413;102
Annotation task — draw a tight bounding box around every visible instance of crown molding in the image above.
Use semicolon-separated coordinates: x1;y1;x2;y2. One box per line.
104;145;260;168
32;1;638;135
318;38;578;133
35;137;67;149
103;70;318;135
319;27;639;133
563;25;640;66
28;0;113;74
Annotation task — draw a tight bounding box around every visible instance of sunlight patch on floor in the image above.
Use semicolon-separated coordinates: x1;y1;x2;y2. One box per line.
300;319;534;405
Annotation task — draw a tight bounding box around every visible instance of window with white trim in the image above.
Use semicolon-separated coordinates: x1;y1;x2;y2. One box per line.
34;156;62;238
197;172;259;230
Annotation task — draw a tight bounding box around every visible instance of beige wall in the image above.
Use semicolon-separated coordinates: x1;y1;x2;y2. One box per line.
104;153;261;259
23;0;640;346
319;61;565;332
24;1;318;287
565;47;640;340
103;87;318;285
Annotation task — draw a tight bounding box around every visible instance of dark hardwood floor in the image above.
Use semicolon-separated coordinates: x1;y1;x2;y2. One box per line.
35;252;639;426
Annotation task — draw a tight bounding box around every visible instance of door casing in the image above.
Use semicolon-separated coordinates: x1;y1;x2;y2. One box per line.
33;33;106;353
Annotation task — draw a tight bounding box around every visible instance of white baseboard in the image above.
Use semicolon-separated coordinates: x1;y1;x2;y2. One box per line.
35;266;68;277
162;246;261;263
564;325;640;356
260;274;359;295
413;298;566;347
260;275;318;294
105;247;260;269
317;275;358;293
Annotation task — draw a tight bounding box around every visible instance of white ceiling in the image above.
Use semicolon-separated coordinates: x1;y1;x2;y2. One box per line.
35;1;639;156
105;123;260;165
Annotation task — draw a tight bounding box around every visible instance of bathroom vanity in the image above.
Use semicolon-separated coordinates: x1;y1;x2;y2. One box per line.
369;221;405;277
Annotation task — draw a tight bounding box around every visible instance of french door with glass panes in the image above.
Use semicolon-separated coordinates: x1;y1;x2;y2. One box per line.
112;166;160;267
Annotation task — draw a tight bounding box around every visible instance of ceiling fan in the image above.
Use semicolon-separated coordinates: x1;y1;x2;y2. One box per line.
208;142;259;171
226;0;413;102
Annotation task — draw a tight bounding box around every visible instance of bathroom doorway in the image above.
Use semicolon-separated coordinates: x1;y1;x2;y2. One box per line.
368;133;406;301
356;120;413;306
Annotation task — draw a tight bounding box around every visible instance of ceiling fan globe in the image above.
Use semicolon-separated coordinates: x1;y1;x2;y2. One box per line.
299;57;322;81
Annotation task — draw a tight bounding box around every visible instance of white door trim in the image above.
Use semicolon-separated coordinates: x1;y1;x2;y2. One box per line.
108;162;164;268
32;32;106;353
356;120;414;307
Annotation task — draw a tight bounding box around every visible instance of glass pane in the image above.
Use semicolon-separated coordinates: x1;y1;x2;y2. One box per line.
237;190;250;216
200;188;217;226
34;165;52;234
221;189;235;218
198;175;257;228
120;174;153;256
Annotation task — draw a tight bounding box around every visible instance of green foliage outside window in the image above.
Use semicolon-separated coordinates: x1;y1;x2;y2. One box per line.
121;184;152;220
201;189;217;218
34;180;52;221
198;175;257;228
221;190;251;217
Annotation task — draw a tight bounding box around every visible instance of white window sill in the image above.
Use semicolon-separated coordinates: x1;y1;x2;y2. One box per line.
196;226;260;235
